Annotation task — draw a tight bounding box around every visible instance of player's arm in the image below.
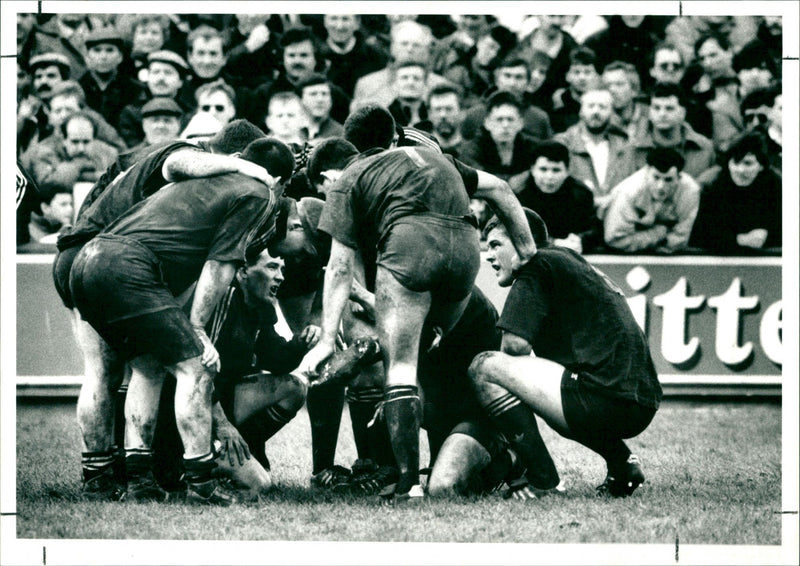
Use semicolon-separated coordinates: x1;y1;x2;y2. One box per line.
472;170;536;268
501;331;533;357
162;149;277;187
189;259;238;371
296;238;356;377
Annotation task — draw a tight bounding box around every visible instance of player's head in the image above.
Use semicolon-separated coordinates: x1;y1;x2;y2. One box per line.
306;137;360;192
239;137;296;186
270;196;328;259
207;119;265;154
344;104;397;151
484;208;549;287
238;248;285;307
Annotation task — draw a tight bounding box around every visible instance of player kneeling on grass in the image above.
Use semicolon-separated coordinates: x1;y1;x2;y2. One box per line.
471;209;662;499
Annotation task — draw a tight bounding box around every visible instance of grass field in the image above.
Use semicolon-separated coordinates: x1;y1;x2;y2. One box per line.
12;397;783;550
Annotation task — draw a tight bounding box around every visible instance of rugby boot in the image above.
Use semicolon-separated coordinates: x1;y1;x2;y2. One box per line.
185;477;242;506
123;470;169;502
311;338;382;388
596;454;645;498
503;477;566;500
80;466;125;501
347;464;399;495
379;483;425;506
310;465;352;490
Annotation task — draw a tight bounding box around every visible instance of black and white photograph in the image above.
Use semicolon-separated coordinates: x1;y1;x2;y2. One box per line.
1;1;797;564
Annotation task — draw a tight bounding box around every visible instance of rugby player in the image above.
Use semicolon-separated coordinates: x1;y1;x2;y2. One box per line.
69;137;294;505
471;209;662;499
52;120;272;500
297;137;535;502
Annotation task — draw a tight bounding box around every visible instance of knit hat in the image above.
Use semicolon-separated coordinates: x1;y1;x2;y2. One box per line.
147;50;190;75
29;52;71;75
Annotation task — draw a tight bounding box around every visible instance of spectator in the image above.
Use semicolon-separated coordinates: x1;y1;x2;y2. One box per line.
734;41;778;99
665;16;758;68
242;26;350;127
550;46;601;133
195;79;237;126
387;61;429;127
78;27;143;131
457;91;540;182
265;91;307;147
179;111;223;143
118;50;191;148
554;87;636;214
224;13;282;90
27;181;74;245
350;20;451;111
436;23;517;108
604;147;700;254
17;52;71;155
321;14;389;97
648;41;687;87
183;24;231;104
427;85;464;155
739;87;781;173
631;83;716;179
19;14;89;80
297;74;344;141
430;14;493;82
690;133;781;255
755;16;782;78
134;97;184;152
22;111;118;187
512;15;578;103
583;16;667;92
129;15;169;67
512;140;600;253
461;57;553;141
602;61;649;141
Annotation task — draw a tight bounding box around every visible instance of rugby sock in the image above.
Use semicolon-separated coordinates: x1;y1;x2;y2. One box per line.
81;449;116;482
113;384;128;481
346;386;383;463
125;448;156;479
183;452;216;484
306;380;346;474
382;385;421;495
485;393;560;490
237;404;298;470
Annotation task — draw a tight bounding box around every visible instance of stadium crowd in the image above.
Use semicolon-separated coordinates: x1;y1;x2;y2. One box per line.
14;11;783;506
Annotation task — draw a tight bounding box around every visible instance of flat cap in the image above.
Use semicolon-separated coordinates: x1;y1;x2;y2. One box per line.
147;50;190;75
29;52;71;72
84;27;125;50
142;97;183;118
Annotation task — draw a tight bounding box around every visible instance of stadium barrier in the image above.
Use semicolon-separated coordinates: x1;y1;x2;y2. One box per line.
17;253;781;398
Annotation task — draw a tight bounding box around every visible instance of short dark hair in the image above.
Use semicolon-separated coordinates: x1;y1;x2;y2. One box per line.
280;25;317;50
296;72;330;94
645;147;685;173
427;84;462;105
694;32;730;55
486;90;523;114
306;138;359;187
207;119;265;154
732;40;774;74
649;82;688;108
726;132;768;167
495;56;531;79
532;140;570;168
740;86;780;113
344;105;396;151
240;137;296;181
569;46;598;70
483;207;550;248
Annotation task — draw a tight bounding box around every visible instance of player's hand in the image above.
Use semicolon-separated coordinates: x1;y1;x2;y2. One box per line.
245;23;270;52
508;485;539;501
736;228;768;249
299;325;321;348
194;327;221;372
215;422;251;467
296;340;335;380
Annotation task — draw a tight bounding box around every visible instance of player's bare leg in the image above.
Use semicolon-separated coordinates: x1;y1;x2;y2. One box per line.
123;354;168;501
373;266;431;501
468;352;562;496
427;434;491;496
74;315;126;499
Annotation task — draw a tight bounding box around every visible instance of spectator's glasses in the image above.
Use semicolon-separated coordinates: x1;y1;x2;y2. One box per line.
744;111;769;125
657;62;684;71
201;104;226;112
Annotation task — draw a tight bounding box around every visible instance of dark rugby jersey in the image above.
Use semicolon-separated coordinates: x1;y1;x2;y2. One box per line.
498;246;662;408
102;173;275;295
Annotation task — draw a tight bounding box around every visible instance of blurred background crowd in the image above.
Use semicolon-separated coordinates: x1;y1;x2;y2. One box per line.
15;12;783;256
